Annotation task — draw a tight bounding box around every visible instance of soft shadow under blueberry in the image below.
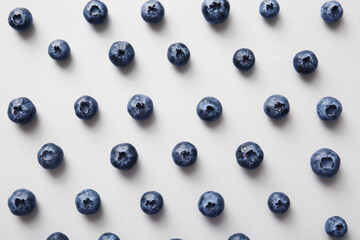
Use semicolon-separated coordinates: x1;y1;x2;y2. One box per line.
269;114;291;127
19;115;39;133
20;205;39;222
92;17;110;32
180;160;198;175
18;24;36;39
49;159;66;177
321;117;342;130
117;160;140;179
207;209;226;225
273;207;292;221
149;18;166;32
56;54;73;69
299;70;319;82
336;232;350;240
204;115;224;129
243;164;265;178
238;65;256;78
264;14;281;27
210;16;231;33
117;59;137;75
136;113;156;128
317;172;340;187
148;205;166;222
86;206;104;222
174;60;192;74
83;110;100;127
325;18;343;31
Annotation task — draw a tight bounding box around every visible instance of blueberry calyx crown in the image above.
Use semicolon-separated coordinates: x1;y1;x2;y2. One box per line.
275;199;283;207
181;150;190;159
331;5;339;14
15;198;26;208
266;3;275;10
209;2;222;11
13;14;22;23
145;199;157;209
320;157;334;170
325;105;337;116
118;152;127;160
53;46;62;53
206;105;214;112
336;223;344;231
80;102;90;114
89;5;101;16
83;197;93;207
117;49;126;56
13;105;22;114
42;150;54;160
274;102;285;112
148;4;157;13
302;56;311;63
206;202;216;210
244;150;256;161
136;102;146;110
176;48;185;57
241;54;250;63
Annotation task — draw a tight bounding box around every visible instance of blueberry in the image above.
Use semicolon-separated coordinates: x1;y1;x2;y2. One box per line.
233;48;256;71
325;216;348;238
8;189;36;216
172;141;197;167
47;232;69;240
141;0;165;24
198;191;224;218
201;0;230;24
83;0;108;25
8;8;33;31
310;148;340;178
48;40;71;61
7;97;36;125
264;94;290;120
259;0;280;19
321;1;343;23
37;143;64;170
267;192;290;214
235;142;264;170
140;191;164;215
98;232;120;240
293;50;318;75
75;189;101;215
127;94;154;120
108;41;135;67
167;43;191;67
74;95;99;120
228;233;250;240
196;97;223;122
316;96;342;121
110;143;138;170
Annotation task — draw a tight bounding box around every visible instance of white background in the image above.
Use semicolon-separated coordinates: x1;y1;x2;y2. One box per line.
0;0;359;239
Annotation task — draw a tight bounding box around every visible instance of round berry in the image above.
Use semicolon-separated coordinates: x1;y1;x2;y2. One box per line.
8;189;36;216
37;143;64;170
235;142;264;170
196;97;223;122
7;97;36;125
140;191;164;215
8;8;33;31
48;40;71;61
316;96;342;121
110;143;138;170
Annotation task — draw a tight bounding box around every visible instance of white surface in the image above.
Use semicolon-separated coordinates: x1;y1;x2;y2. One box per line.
0;0;359;239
